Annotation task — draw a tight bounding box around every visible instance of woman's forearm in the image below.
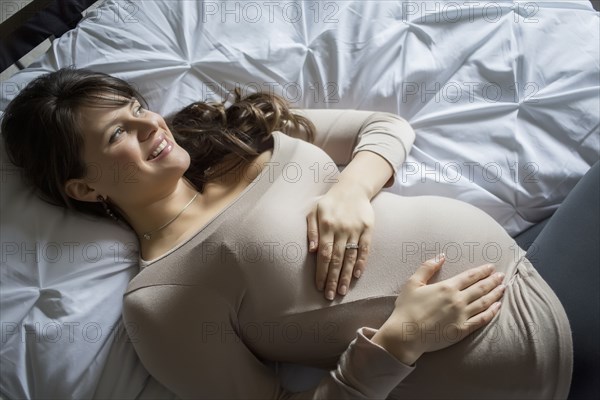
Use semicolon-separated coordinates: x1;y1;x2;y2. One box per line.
332;150;394;200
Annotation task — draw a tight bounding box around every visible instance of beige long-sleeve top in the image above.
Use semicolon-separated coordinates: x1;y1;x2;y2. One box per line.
122;110;572;399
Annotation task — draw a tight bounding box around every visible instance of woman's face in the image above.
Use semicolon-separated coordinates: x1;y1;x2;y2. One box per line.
66;97;191;208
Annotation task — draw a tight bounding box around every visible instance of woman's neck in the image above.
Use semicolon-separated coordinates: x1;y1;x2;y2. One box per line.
123;178;204;243
130;149;272;261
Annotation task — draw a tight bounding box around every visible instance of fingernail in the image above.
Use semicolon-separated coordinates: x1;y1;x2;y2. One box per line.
354;269;362;279
496;272;505;280
430;253;445;263
339;285;347;295
309;241;315;250
326;290;334;300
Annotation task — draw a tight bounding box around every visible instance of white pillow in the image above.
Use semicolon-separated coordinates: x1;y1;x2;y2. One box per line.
0;128;148;398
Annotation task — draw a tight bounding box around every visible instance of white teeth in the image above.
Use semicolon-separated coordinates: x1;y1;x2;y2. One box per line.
150;139;167;159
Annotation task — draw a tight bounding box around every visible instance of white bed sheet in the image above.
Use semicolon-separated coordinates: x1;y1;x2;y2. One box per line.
1;0;598;398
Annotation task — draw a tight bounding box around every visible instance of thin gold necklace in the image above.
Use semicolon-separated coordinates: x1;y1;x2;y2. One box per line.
142;193;199;240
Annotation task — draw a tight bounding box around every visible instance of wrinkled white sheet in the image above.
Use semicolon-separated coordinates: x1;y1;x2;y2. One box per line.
1;0;598;398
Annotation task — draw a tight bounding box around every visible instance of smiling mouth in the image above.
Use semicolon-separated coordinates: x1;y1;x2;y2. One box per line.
148;139;168;160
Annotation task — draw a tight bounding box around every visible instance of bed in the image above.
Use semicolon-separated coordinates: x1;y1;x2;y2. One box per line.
1;0;598;398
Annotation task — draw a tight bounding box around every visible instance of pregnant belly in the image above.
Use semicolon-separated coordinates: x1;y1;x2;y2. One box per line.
244;193;571;399
242;193;527;364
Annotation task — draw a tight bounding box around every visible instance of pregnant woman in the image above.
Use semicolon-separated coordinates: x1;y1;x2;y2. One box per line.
2;68;578;399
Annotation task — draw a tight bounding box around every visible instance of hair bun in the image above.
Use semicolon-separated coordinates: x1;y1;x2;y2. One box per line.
170;90;315;192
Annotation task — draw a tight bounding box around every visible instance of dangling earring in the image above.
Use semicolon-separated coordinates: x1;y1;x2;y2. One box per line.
97;195;119;221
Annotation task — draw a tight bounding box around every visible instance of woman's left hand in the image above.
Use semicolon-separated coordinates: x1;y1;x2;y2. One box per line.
307;186;375;301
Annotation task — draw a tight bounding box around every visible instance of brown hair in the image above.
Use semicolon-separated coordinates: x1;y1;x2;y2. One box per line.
169;88;315;192
1;67;147;221
2;67;316;221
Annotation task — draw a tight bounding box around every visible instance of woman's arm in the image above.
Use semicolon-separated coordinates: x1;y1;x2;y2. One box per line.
335;150;395;199
287;109;416;191
285;109;416;300
123;285;415;400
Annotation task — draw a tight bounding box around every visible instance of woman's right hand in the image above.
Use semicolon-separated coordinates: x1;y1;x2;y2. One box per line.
371;254;506;365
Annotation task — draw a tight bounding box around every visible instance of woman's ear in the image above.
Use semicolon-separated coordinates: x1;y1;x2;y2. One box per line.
64;179;99;202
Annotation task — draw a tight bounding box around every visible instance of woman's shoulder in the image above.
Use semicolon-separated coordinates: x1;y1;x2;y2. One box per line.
273;130;335;166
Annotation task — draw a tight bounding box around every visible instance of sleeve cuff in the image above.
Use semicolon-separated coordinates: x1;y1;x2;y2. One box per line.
350;112;416;189
333;327;416;398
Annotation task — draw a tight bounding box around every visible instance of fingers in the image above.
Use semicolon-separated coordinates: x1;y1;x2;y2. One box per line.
454;266;506;338
322;237;355;300
463;271;505;305
410;253;446;285
449;263;496;291
335;237;359;297
465;283;505;318
306;211;319;253
325;238;346;300
464;272;505;317
311;208;335;292
337;231;371;296
317;235;370;300
353;230;371;280
397;258;506;352
464;300;503;334
314;237;332;293
312;211;372;300
444;300;503;345
306;198;374;300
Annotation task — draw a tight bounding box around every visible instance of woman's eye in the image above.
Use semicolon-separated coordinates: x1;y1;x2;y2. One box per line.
135;105;145;116
109;127;124;143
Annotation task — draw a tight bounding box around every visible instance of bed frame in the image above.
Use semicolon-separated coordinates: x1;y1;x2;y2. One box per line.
0;0;98;71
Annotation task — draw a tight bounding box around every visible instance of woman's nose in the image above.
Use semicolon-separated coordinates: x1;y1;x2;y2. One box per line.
137;116;160;141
